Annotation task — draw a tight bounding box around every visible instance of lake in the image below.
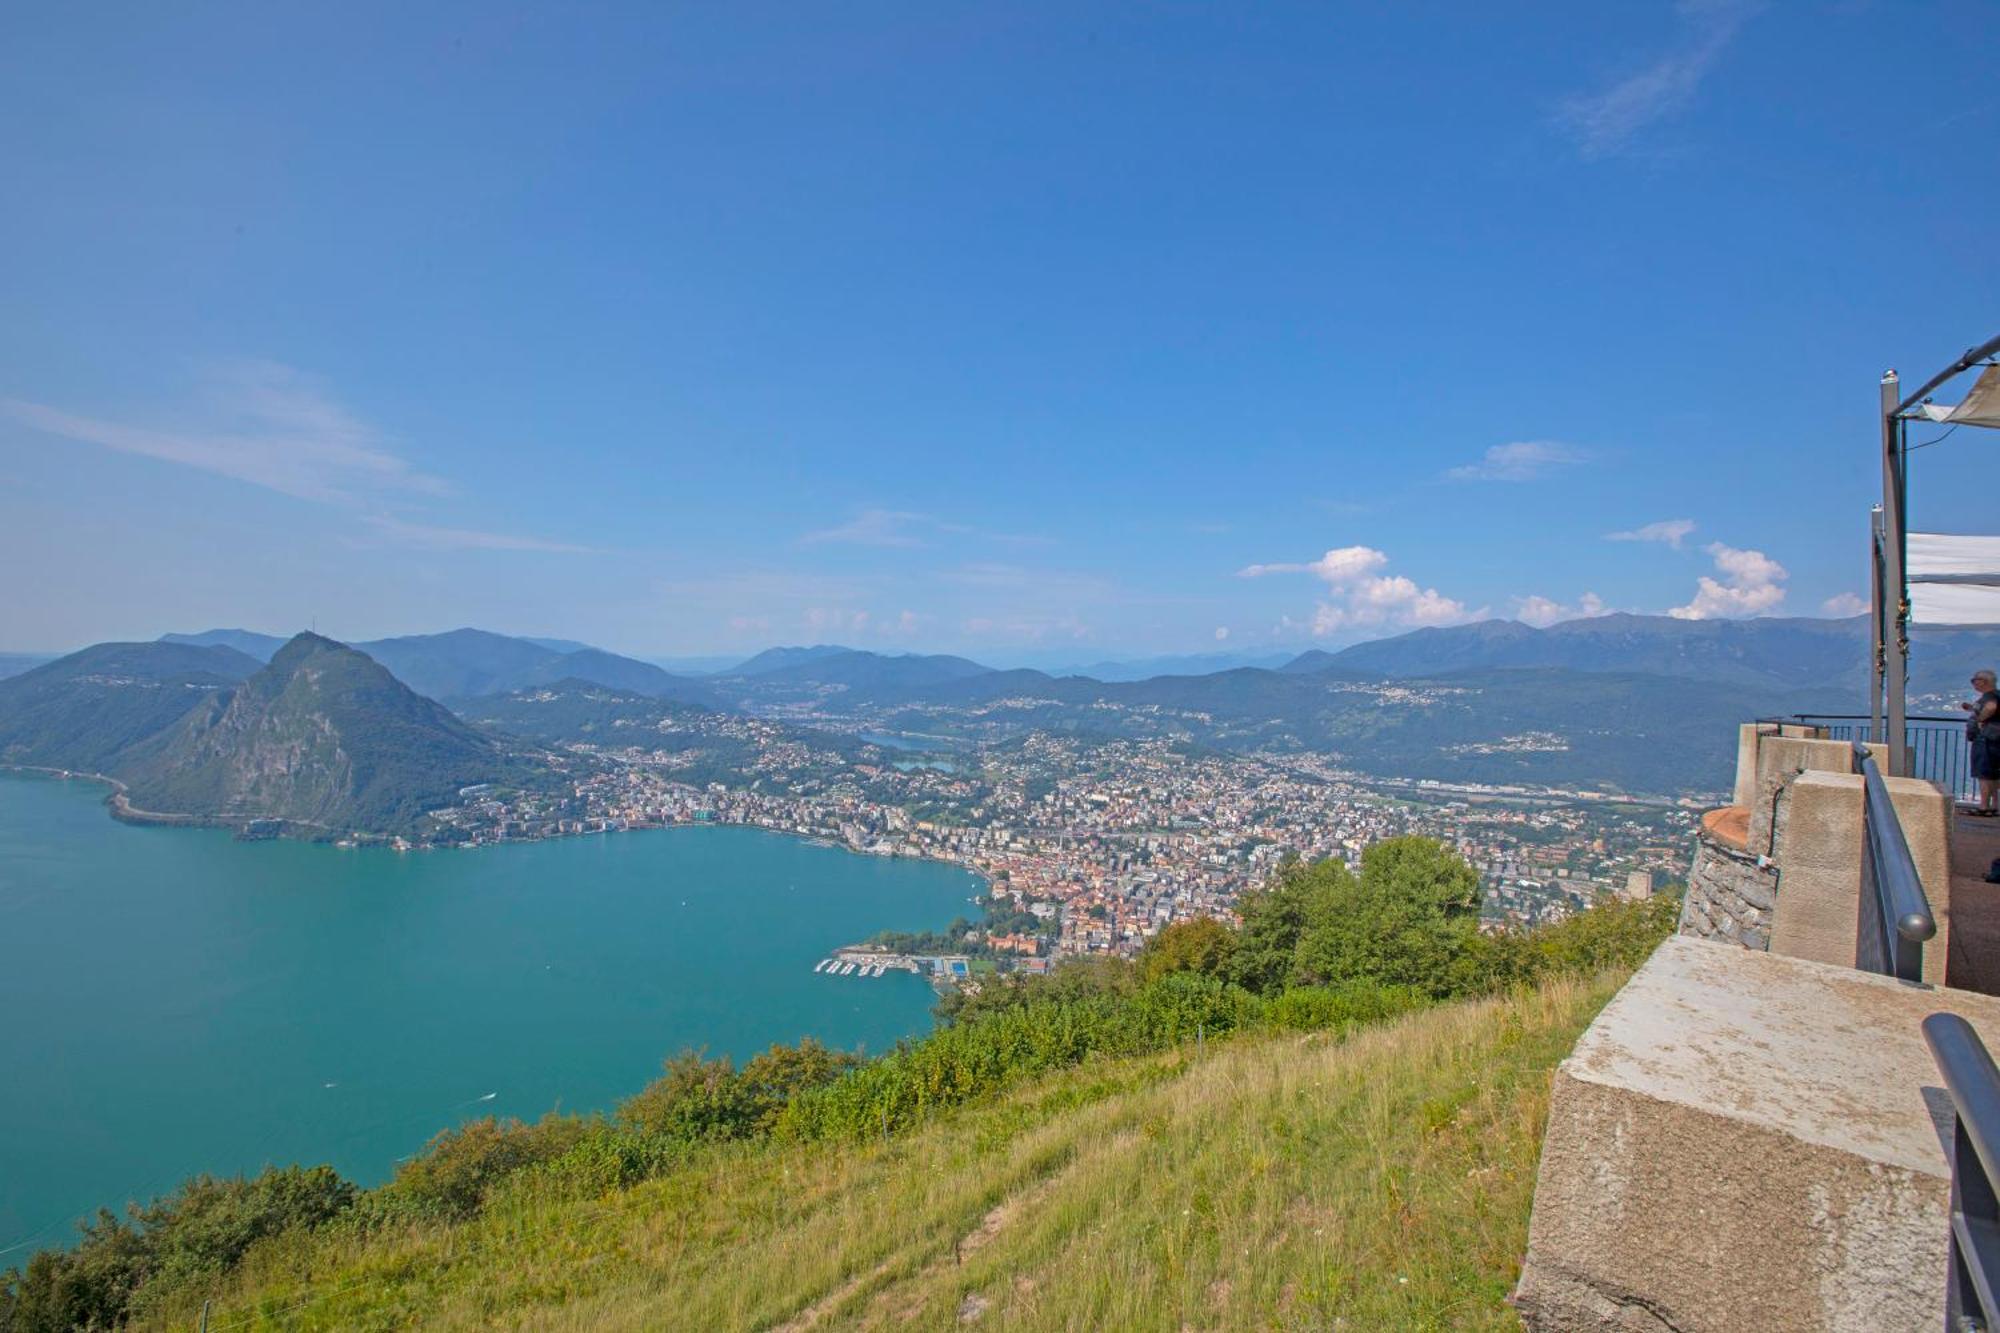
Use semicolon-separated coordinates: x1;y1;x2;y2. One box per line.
0;772;981;1254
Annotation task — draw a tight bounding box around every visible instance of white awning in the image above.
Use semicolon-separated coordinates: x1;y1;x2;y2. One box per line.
1917;364;2000;428
1908;530;2000;627
1910;582;2000;629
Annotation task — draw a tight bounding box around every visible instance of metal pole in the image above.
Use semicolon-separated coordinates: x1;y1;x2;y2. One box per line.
1881;370;1909;776
1871;505;1886;746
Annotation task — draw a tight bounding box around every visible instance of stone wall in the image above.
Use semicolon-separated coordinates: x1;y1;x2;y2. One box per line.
1514;936;2000;1332
1681;819;1775;950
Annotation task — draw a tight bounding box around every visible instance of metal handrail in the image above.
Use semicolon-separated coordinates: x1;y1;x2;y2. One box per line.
1922;1013;2000;1330
1854;742;1936;982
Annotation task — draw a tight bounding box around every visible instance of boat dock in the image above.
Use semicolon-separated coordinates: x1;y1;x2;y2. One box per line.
812;948;972;983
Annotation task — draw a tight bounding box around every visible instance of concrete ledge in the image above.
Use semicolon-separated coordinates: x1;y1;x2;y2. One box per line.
1514;936;2000;1333
1770;771;1953;986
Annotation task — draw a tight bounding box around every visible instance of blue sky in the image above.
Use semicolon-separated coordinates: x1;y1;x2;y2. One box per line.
2;1;1995;662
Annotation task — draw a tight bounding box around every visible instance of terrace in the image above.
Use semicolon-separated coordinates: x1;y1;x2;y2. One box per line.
1517;336;2000;1332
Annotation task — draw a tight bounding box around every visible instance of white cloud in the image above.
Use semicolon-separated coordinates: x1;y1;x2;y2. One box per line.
1239;545;1390;582
960;614;1091;642
3;362;449;504
1606;518;1696;550
800;508;931;548
358;515;594;554
1214;626;1230;641
1558;0;1757;160
1669;542;1788;619
1444;440;1589;483
804;607;871;635
1822;592;1868;618
800;509;1053;549
3;362;591;555
1514;592;1608;628
1245;545;1479;636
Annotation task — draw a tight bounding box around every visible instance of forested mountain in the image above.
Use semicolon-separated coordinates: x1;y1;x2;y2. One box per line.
1285;612;2000;702
356;629;717;706
723;644;859;676
118;633;514;835
713;649;997;706
159;628;289;661
0;641;262;773
858;663;1845;794
155;627;719;708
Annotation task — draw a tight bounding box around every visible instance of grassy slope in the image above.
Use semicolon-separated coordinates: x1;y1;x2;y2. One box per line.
162;971;1617;1332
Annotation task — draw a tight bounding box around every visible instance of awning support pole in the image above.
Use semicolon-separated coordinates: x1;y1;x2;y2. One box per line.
1872;505;1886;747
1882;370;1909;776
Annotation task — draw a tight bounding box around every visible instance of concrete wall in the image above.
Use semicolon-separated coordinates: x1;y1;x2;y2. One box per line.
1515;936;2000;1333
1770;770;1953;987
1745;735;1856;859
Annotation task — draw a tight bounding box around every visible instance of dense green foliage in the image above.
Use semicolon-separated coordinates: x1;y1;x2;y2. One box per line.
117;633;519;837
0;1168;351;1332
0;642;260;775
0;837;1678;1330
871;901;1054;958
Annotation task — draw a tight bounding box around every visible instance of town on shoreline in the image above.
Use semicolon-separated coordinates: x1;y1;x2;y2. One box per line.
10;723;1697;966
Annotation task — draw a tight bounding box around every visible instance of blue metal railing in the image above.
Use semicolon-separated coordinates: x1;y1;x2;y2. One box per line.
1852;742;1937;983
1924;1013;2000;1331
1784;715;1974;804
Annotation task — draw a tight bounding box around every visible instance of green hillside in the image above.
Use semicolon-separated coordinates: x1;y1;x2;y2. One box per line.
0;642;261;774
4;841;1673;1332
125;972;1616;1332
118;633;516;836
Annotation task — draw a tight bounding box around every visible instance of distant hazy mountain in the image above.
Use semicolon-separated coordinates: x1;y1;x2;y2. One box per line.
0;641;263;774
1050;652;1294;681
0;653;56;682
349;629;717;707
855;660;1849;795
642;655;745;676
1283;612;2000;704
119;633;512;836
717;649;996;706
724;645;860;677
159;628;290;662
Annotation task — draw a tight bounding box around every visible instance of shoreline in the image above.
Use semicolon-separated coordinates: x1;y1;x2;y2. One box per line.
0;762;994;898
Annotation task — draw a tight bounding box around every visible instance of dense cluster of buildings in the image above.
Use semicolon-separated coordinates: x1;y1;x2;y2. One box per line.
422;716;1696;958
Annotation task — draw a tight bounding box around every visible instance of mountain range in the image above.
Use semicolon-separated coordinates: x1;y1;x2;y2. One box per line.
163;627;718;707
10;613;2000;833
0;634;523;837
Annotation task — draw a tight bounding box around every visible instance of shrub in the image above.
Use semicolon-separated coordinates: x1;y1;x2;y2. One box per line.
0;1165;355;1332
1138;917;1238;984
378;1114;590;1222
1263;980;1428;1032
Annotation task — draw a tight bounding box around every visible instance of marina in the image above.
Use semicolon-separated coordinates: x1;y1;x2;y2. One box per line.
812;947;979;987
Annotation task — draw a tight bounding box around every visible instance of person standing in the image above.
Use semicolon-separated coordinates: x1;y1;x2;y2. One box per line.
1964;670;2000;815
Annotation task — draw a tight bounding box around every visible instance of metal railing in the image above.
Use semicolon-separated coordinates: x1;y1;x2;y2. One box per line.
1853;742;1938;983
1924;1013;2000;1331
1781;714;1974;804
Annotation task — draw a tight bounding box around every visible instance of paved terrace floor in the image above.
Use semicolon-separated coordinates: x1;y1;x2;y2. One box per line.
1950;807;2000;994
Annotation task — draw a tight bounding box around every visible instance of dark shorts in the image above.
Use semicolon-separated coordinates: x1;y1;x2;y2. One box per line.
1975;735;2000;781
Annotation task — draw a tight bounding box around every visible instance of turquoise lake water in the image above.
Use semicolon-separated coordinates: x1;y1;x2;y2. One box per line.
0;772;981;1254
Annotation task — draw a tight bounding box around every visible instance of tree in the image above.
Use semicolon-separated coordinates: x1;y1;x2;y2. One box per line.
1289;836;1482;997
737;1039;862;1133
1138;917;1238;984
1227;855;1351;995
